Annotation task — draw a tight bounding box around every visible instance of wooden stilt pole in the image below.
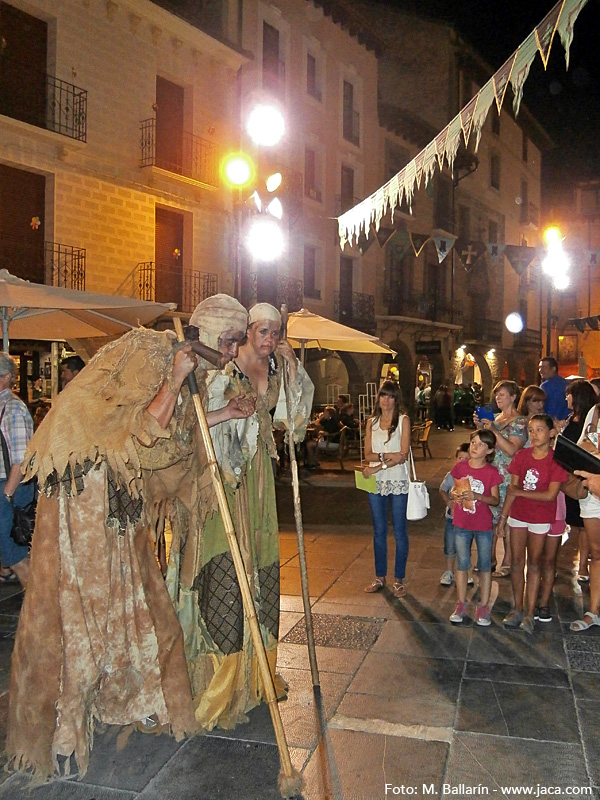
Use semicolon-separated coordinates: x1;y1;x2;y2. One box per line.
280;306;320;689
173;318;302;798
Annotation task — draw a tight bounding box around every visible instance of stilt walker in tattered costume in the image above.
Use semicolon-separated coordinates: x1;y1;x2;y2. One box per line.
7;294;249;781
167;302;313;731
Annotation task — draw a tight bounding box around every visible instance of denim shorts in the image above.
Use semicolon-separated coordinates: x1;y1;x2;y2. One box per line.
443;517;456;558
0;479;36;567
454;526;493;572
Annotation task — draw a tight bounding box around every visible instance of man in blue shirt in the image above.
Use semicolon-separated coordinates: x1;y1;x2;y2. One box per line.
539;357;569;420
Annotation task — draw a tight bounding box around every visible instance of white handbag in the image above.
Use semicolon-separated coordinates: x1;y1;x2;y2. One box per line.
406;449;430;521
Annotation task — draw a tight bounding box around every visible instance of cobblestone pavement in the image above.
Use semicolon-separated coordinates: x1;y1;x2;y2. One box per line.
0;427;598;799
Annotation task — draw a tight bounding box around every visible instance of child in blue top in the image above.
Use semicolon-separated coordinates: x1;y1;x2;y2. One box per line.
439;443;470;586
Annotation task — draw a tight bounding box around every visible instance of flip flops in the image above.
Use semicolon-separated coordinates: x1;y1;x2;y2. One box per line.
569;613;600;632
364;578;385;593
0;569;18;584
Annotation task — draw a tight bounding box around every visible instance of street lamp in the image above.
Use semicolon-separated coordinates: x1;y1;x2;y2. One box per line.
542;226;570;357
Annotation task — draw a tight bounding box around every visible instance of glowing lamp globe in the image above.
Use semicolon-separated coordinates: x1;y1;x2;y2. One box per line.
246;105;285;147
246;217;285;261
505;312;524;334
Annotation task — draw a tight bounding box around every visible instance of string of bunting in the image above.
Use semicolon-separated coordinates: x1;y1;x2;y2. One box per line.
337;0;589;249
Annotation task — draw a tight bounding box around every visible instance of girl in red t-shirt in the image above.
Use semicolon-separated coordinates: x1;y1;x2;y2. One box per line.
497;413;568;634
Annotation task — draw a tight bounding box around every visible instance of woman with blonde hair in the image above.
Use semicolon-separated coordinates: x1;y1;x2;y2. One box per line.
475;380;527;577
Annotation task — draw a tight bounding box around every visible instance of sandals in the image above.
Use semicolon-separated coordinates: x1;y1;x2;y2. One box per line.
0;569;18;584
577;575;590;583
392;581;406;599
569;613;600;632
492;565;511;578
364;578;385;594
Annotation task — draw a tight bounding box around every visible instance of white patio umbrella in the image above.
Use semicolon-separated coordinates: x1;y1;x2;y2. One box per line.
286;308;396;364
0;269;176;351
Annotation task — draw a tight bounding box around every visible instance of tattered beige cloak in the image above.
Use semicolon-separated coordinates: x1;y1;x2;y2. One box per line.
7;328;200;780
167;353;313;730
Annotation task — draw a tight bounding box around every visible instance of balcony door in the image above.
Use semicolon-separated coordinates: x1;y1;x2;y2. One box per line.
0;2;47;128
155;207;183;310
339;256;353;324
155;76;184;174
0;164;45;283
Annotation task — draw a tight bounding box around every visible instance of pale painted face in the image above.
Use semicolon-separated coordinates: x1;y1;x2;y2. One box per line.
246;320;281;356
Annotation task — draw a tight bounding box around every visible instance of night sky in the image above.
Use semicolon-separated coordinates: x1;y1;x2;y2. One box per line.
370;0;600;206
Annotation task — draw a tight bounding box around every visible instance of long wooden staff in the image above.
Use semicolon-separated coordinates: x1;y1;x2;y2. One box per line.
280;305;320;690
173;318;302;799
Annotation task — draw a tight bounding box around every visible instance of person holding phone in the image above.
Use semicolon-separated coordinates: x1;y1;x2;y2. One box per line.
474;381;527;577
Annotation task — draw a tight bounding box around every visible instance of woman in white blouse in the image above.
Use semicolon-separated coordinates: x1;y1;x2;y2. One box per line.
362;380;412;598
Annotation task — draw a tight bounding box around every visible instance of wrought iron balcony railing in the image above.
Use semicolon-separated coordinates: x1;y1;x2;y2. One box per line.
0;234;86;289
244;272;303;312
462;318;503;344
334;291;375;333
0;56;87;141
135;262;217;314
384;291;455;323
140;119;219;187
514;328;542;349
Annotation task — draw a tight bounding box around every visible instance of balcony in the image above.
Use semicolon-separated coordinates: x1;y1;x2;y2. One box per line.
335;195;362;215
334;291;375;333
462;318;503;344
0;234;86;289
519;202;539;228
343;109;360;147
0;55;87;141
245;272;303;312
385;291;455;324
135;262;217;314
514;328;542;350
140;119;219;187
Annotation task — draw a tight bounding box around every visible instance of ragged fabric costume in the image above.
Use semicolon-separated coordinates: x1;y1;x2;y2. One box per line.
7;328;200;781
166;352;313;731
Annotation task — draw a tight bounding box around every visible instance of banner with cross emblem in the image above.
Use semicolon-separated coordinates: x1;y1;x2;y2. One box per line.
454;239;486;272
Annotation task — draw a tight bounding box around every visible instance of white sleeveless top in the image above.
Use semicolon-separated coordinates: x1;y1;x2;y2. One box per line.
370;415;409;496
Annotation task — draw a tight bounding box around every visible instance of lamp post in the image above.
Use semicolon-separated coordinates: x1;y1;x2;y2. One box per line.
223;104;286;305
542;226;570;358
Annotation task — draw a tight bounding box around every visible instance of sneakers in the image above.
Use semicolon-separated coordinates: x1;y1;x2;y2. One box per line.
520;615;535;635
449;601;468;623
503;609;525;628
467;575;475;586
475;604;491;626
440;570;454;586
534;606;552;623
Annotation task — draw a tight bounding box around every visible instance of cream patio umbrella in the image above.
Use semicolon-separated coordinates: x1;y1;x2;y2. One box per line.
0;269;176;351
286;307;396;364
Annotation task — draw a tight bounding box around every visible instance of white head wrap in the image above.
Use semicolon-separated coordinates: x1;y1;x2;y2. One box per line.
189;294;248;351
248;303;281;326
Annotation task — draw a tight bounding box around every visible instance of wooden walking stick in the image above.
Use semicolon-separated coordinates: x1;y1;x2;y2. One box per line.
173;318;302;798
280;305;320;690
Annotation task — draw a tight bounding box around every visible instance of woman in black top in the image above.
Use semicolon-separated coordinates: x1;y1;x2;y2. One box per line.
563;379;598;581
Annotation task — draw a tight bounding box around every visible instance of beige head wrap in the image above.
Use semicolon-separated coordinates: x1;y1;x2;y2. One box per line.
189;294;248;350
248;303;281;326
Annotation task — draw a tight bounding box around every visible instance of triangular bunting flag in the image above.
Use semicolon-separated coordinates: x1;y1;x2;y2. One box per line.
486;242;506;262
571;318;587;333
414;148;426;189
472;80;495;151
358;227;376;255
504;244;537;276
557;0;589;70
535;2;563;68
445;115;463;169
586;316;599;331
409;232;430;258
430;229;457;264
492;53;517;114
460;95;479;147
510;32;538;116
435;126;449;170
389;228;412;262
374;224;398;248
454;239;486;271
